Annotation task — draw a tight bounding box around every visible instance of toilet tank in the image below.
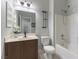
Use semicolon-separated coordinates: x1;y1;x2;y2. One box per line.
41;36;49;46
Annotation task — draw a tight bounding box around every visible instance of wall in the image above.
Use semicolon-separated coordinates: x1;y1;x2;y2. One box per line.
55;15;68;48
65;0;78;55
1;0;6;59
54;0;66;15
66;13;78;55
48;0;54;45
54;0;68;48
55;0;78;58
66;0;78;15
14;0;49;36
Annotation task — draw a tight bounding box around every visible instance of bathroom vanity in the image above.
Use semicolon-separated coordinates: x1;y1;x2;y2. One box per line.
5;33;38;59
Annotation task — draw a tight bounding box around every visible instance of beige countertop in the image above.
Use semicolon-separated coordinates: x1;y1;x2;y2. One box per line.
5;33;38;43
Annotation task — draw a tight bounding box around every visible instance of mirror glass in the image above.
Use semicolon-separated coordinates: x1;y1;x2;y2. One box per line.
16;10;36;33
6;2;17;28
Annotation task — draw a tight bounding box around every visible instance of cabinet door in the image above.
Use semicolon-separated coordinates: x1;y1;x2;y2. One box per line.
5;42;20;59
22;40;38;59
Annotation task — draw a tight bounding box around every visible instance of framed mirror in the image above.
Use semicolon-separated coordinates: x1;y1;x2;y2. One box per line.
16;10;36;33
6;1;16;28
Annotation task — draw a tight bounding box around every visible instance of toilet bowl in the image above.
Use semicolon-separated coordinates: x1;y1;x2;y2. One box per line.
41;36;55;59
44;46;55;59
44;46;55;54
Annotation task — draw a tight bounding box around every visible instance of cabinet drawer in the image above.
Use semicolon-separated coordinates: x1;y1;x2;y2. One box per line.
22;40;37;47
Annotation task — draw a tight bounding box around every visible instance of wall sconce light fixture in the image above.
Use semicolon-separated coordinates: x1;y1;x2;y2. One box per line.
20;1;24;6
19;0;32;7
26;2;32;7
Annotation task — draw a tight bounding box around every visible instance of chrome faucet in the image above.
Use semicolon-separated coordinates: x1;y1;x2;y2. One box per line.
24;31;26;37
23;26;28;37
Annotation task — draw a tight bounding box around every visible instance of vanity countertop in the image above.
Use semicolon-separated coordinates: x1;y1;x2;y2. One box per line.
5;33;38;43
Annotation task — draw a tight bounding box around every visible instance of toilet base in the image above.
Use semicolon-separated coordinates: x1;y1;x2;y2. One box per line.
47;53;53;59
43;53;53;59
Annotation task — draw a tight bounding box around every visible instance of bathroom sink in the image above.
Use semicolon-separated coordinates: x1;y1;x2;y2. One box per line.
5;33;38;43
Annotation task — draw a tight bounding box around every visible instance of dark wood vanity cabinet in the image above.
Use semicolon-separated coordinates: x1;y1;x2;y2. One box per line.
5;42;21;59
5;40;38;59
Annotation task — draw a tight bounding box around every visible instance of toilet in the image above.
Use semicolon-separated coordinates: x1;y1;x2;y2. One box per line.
41;36;55;59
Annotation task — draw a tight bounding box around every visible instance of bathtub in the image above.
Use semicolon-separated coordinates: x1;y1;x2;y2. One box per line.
55;44;78;59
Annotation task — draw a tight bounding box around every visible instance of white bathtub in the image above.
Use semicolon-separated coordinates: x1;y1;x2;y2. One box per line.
55;44;78;59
